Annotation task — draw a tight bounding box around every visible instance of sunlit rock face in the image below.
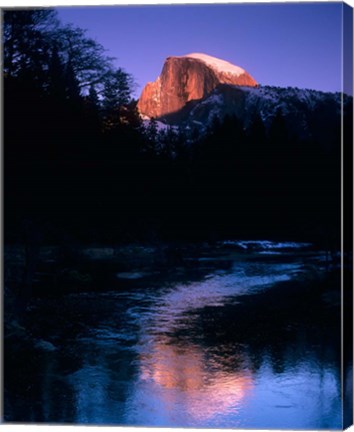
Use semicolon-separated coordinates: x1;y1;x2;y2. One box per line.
137;53;258;118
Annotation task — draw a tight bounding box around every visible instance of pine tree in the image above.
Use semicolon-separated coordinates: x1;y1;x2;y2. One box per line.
102;68;134;111
146;117;158;141
47;44;65;99
65;59;81;101
268;109;288;152
88;84;100;108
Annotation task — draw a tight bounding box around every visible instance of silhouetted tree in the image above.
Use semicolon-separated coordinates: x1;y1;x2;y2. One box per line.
144;117;159;152
47;43;65;99
247;112;266;150
268;109;288;155
64;58;81;101
88;83;100;108
53;23;114;93
3;9;58;81
102;67;134;110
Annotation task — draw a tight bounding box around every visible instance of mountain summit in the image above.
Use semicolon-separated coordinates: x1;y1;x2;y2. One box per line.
137;53;258;118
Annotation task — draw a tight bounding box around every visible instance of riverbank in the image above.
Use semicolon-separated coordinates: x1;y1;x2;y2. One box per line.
4;240;340;343
4;241;339;344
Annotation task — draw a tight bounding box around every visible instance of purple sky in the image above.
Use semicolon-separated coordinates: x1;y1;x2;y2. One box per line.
56;3;345;97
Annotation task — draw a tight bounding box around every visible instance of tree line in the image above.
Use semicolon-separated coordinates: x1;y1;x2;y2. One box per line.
4;8;344;247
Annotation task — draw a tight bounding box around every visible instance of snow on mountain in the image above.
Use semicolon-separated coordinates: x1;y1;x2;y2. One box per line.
181;53;246;77
161;83;348;140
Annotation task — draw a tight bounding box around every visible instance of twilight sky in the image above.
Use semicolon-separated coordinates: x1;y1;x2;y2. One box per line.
56;3;344;97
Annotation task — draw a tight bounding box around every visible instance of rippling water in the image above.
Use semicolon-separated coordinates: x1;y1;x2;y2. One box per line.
5;242;342;428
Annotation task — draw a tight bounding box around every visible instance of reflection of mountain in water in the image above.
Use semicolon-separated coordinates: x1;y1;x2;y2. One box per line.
128;335;340;428
4;243;342;428
137;339;254;425
122;245;341;428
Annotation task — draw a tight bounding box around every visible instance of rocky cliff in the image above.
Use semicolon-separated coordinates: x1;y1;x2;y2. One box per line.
137;53;258;118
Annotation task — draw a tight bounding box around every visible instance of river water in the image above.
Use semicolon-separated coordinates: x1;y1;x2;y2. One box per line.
4;241;342;428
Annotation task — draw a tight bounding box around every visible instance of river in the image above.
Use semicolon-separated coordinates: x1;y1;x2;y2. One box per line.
4;241;342;428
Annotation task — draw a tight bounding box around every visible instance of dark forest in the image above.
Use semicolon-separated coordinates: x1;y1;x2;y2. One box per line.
4;9;349;248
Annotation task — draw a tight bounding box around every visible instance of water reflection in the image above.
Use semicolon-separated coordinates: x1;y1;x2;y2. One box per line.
4;244;342;428
127;336;340;428
135;338;254;425
120;257;340;428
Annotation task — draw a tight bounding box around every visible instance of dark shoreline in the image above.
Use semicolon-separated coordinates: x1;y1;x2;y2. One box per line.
4;241;342;348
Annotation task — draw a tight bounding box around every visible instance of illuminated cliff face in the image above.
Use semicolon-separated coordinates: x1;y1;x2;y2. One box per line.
137;53;258;118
